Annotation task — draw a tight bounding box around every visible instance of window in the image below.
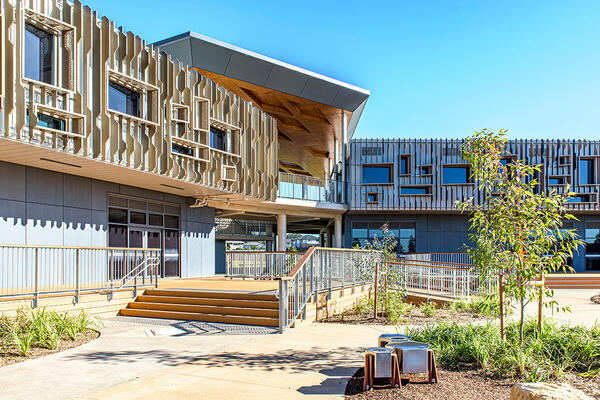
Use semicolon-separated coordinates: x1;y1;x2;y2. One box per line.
442;166;470;184
351;222;416;254
401;186;431;195
366;192;379;204
24;23;53;84
108;81;140;117
568;194;591;203
400;155;411;175
421;166;432;176
362;165;393;184
210;126;226;151
148;214;163;227
37;114;65;131
171;143;193;157
108;208;127;224
549;177;565;186
585;222;600;271
580;159;596;185
130;211;146;225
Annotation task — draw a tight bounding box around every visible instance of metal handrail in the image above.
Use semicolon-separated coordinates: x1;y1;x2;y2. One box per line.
108;252;161;291
225;251;304;278
277;247;382;332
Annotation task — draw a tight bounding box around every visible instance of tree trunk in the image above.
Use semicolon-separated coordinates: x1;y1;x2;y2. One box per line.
519;294;525;344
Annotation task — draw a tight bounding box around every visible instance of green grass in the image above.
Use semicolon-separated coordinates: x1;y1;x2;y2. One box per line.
420;302;437;318
0;308;100;357
449;295;501;317
408;320;600;382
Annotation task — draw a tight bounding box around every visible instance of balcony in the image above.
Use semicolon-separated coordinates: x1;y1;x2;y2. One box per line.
277;172;345;204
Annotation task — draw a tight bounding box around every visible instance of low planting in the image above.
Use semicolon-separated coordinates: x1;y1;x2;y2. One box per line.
0;308;100;359
408;320;600;382
449;295;501;318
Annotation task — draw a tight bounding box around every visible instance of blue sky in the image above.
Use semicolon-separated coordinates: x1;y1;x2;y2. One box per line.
90;0;600;140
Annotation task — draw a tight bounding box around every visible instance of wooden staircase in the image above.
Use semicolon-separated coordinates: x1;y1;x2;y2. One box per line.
119;288;279;327
545;274;600;289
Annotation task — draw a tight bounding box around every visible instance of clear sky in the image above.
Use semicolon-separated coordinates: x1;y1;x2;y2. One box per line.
90;0;600;140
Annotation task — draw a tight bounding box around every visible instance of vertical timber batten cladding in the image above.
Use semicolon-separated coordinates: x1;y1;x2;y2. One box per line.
0;0;278;202
350;138;600;212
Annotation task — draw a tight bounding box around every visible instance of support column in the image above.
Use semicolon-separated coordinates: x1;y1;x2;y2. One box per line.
341;112;347;204
319;230;326;247
334;217;342;248
277;213;287;251
326;226;333;248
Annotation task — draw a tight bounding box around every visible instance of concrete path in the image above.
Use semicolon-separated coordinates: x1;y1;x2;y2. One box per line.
0;317;275;400
82;322;397;400
516;289;600;328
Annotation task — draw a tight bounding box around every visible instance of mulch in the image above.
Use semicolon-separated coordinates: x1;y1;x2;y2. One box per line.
0;329;99;367
320;307;491;326
345;367;512;400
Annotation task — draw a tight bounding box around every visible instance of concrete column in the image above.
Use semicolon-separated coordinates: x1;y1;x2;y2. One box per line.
341;112;347;204
277;213;287;251
326;226;333;247
319;231;325;247
334;217;342;248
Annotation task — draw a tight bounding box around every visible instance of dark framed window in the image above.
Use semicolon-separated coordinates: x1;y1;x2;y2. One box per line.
24;23;53;84
351;221;416;254
585;222;600;271
362;165;393;184
130;211;146;225
165;215;179;229
399;155;411;175
148;214;163;227
401;186;431;195
171;143;193;157
210;127;226;151
366;192;379;203
37;114;65;131
108;81;140;117
579;158;596;185
108;208;127;224
568;194;591;203
549;177;565;186
442;166;470;184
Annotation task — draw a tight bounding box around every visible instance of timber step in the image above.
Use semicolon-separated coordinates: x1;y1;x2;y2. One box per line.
545;275;600;289
119;288;280;327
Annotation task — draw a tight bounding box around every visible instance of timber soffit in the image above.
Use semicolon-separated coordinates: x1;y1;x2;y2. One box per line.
0;0;279;202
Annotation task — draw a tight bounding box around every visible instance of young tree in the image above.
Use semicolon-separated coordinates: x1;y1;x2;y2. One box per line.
457;129;582;342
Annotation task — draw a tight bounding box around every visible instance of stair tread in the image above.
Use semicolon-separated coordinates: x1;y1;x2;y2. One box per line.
120;308;279;327
137;295;278;308
143;289;277;301
128;302;278;316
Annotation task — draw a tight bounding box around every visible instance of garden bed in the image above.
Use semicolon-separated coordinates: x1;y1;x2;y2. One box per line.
344;367;600;400
1;308;101;367
0;328;98;367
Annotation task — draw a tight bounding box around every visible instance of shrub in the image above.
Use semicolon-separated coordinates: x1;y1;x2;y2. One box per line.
420;302;437;318
450;295;500;317
381;291;412;324
408;320;600;382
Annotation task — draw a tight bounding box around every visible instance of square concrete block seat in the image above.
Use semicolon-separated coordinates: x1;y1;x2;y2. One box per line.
378;333;411;347
362;347;401;391
386;341;438;383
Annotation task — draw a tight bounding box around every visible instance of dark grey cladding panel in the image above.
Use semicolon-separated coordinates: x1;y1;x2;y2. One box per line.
333;86;369;111
301;78;340;106
190;39;232;74
224;52;273;86
264;65;309;97
158;38;193;67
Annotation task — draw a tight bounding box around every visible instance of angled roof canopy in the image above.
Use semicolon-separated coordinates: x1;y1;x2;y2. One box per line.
154;32;370;177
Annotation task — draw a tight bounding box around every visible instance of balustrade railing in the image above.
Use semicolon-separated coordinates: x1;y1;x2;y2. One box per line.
277;247;382;332
278;172;344;203
383;258;495;299
0;245;160;305
225;251;303;278
404;252;473;265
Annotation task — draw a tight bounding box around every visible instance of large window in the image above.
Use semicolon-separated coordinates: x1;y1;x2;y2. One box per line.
585;222;600;271
24;23;53;84
210;126;226;152
580;158;596;185
362;165;393;184
351;222;416;254
399;155;411;175
442;166;470;184
108;81;140;117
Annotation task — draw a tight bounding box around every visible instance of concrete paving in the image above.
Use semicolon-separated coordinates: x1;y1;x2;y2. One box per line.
82;322;398;400
515;289;600;328
0;317;275;400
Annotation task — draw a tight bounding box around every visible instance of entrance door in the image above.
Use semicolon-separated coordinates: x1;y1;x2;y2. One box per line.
164;230;180;277
129;228;162;276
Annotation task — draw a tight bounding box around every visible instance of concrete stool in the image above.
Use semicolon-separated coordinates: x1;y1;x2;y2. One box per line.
378;333;411;347
363;347;401;391
386;341;438;384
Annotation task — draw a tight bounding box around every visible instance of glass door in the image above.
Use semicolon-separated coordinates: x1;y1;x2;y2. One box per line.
164;230;180;277
128;228;162;277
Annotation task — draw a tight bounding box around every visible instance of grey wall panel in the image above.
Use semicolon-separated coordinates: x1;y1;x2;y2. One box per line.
63;207;93;247
91;180;119;211
63;175;92;210
26;168;63;207
118;185;146;199
90;211;108;248
25;203;63;245
0;199;26;244
0;161;26;202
